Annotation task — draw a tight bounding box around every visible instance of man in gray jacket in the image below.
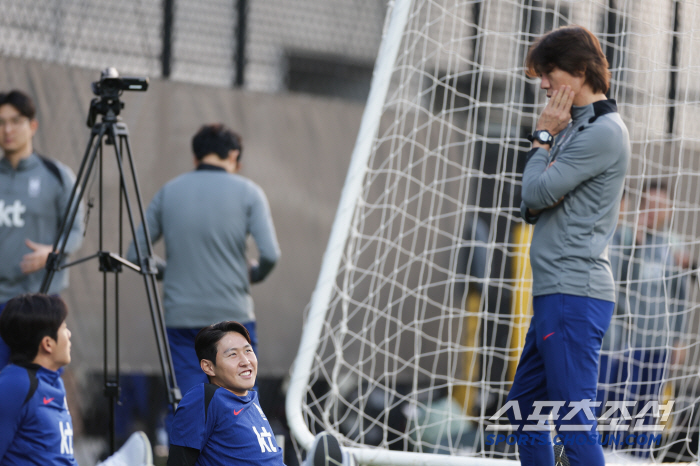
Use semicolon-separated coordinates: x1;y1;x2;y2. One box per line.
505;26;630;466
128;124;280;409
598;181;687;456
0;90;84;369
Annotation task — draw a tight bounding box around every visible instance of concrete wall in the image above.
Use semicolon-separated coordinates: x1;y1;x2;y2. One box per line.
0;56;364;376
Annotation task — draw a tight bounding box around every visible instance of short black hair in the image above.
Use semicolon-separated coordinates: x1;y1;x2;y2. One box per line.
0;89;37;119
643;179;669;194
191;124;243;162
0;294;67;365
195;321;252;366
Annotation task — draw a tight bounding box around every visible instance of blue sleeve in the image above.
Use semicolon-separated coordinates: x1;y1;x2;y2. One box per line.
169;386;210;451
56;164;85;255
0;370;30;461
247;184;280;283
670;263;687;337
127;188;164;270
521;123;620;210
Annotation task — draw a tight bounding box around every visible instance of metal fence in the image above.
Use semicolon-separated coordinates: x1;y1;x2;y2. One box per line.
0;0;386;96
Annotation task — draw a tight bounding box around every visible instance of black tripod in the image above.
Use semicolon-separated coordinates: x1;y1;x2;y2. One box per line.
40;68;181;453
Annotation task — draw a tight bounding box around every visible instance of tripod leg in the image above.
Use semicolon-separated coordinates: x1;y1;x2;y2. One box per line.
119;133;181;404
109;124;181;409
40;125;106;292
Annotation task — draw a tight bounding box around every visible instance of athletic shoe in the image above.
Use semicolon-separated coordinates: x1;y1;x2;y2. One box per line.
97;431;154;466
312;431;343;466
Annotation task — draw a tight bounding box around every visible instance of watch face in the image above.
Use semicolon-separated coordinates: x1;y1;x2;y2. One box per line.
537;131;552;144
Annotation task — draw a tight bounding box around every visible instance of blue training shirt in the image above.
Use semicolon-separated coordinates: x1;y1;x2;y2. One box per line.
170;384;285;466
0;364;76;466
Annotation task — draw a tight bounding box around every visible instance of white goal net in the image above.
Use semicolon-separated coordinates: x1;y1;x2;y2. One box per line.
287;1;700;464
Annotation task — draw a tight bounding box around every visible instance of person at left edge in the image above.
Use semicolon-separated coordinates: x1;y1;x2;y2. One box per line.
0;293;153;466
0;90;85;369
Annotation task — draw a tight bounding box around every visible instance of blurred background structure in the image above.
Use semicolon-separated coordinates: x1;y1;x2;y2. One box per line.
1;0;386;97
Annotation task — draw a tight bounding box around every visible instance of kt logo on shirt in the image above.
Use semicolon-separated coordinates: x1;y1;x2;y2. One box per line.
0;200;26;227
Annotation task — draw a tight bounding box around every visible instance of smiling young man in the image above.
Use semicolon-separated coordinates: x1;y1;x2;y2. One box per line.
0;90;84;369
168;321;355;466
506;26;630;466
0;293;152;466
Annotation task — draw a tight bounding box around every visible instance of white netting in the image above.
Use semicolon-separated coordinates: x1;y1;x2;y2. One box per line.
289;0;700;464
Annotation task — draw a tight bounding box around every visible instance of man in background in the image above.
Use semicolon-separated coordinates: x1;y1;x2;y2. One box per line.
598;180;688;455
0;90;84;369
128;123;280;403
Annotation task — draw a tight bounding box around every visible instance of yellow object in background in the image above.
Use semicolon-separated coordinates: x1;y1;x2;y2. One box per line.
510;223;534;382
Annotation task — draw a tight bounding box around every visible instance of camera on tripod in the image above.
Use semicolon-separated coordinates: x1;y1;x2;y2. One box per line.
92;67;149;97
43;67;181;447
87;67;149;128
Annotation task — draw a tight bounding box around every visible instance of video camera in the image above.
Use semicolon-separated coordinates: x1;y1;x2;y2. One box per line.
87;68;149;127
92;67;149;97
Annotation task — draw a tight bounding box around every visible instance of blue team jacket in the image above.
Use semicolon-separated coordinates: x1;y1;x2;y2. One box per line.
0;363;77;465
170;384;285;466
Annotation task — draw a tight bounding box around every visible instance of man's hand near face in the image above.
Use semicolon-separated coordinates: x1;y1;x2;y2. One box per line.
531;85;575;151
538;85;575;133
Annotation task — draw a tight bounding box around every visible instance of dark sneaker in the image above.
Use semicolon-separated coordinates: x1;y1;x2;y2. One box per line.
313;432;343;466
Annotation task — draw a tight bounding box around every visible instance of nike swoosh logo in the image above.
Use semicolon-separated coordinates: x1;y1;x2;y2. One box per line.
43;397;55;405
234;409;242;415
543;332;555;341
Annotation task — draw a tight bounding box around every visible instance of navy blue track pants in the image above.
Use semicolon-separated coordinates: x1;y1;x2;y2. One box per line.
506;293;614;466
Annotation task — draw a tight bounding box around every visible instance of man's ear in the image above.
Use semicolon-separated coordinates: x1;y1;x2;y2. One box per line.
201;359;216;377
228;149;241;173
29;118;39;136
229;149;240;163
39;335;54;355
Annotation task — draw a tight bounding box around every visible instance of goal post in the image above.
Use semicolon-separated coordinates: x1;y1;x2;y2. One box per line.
285;0;415;452
287;1;700;465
